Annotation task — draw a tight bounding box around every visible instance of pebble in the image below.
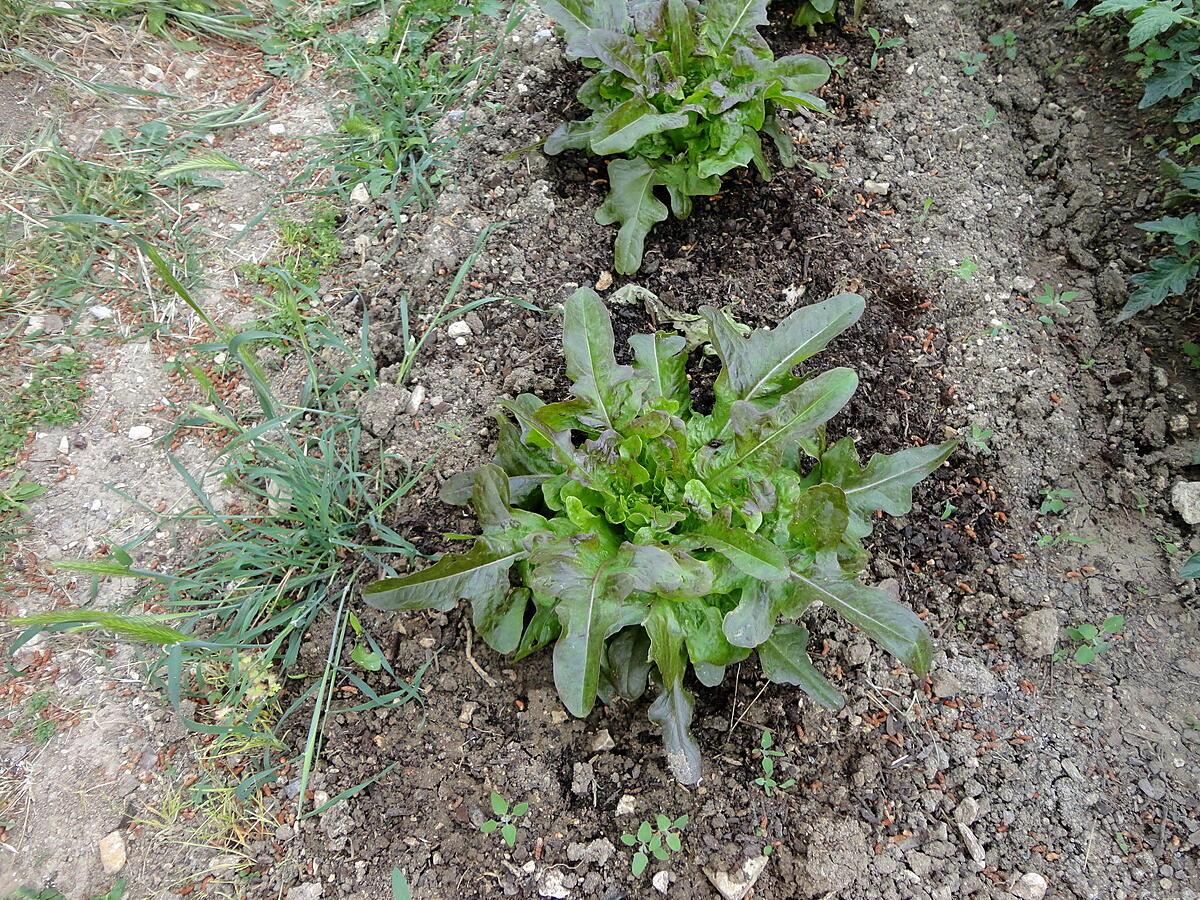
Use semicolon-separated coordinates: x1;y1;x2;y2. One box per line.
268;122;286;135
127;425;154;441
954;797;980;826
957;822;986;869
406;384;426;415
1011;872;1048;899
588;729;615;753
652;870;672;893
98;830;126;874
538;870;571;899
285;886;323;900
863;180;891;195
566;837;614;866
88;305;114;320
1015;608;1059;659
704;856;768;900
1170;481;1200;525
350;182;371;205
570;761;594;796
615;794;637;816
459;701;478;725
595;271;613;291
447;320;472;338
25;314;64;336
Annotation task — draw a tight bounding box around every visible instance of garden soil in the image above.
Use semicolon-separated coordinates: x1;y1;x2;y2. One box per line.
261;1;1200;898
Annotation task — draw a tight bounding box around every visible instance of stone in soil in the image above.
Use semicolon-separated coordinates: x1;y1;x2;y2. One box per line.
1016;608;1060;659
98;830;126;875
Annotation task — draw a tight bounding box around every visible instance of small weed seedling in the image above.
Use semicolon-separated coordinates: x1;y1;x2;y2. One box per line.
1039;487;1075;515
621;814;687;876
950;258;979;282
754;730;796;797
939;500;957;520
978;106;998;128
1036;531;1094;548
830;54;849;78
915;197;935;224
960;50;987;75
987;29;1018;60
986;318;1014;337
867;26;904;70
1054;615;1124;665
481;792;529;847
1033;284;1079;324
966;424;994;455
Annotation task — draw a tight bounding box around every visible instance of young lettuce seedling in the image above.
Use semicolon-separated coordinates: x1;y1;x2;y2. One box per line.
539;0;831;274
365;289;956;784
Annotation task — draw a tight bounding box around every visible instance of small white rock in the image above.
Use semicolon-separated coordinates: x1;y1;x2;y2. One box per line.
446;320;472;338
615;794;637;816
127;425;153;441
1171;481;1200;525
350;182;371;205
268;122;287;136
58;436;69;455
406;385;426;416
589;729;615;753
88;305;114;320
143;63;164;78
1011;872;1048;900
652;870;672;894
98;830;126;874
863;180;891;195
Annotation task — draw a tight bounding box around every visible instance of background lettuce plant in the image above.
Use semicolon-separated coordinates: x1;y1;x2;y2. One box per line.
364;289;955;784
540;0;830;273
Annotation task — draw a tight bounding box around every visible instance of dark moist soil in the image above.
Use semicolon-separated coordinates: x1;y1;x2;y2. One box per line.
260;1;1200;898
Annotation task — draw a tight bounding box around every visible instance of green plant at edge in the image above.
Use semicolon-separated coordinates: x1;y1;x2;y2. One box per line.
959;49;987;75
787;0;863;32
753;728;795;796
621;813;687;875
540;0;831;273
987;28;1018;61
1033;283;1079;324
481;791;530;847
1053;615;1124;665
364;288;955;783
1039;487;1075;515
867;26;904;71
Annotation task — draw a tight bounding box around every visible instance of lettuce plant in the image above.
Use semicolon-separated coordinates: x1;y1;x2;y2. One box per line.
364;289;955;784
540;0;831;274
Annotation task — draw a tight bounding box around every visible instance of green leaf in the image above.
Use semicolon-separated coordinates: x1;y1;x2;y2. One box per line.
722;581;774;648
589;29;648;84
481;819;498;833
793;573;933;675
666;831;682;851
665;0;696;74
363;540;523;612
698;0;769;57
689;522;789;581
591;96;689;155
532;539;649;716
512;801;530;817
629;331;689;410
702;292;865;403
596;157;669;275
502;822;518;846
646;601;703;785
9;610;190;645
1077;622;1100;641
790;483;850;550
545;119;597;154
638;820;653;842
491;792;509;816
758;623;845;709
706;367;859;476
473;588;529;655
839;439;957;517
391;867;412;900
350;644;383;672
1101;614;1125;634
1074;644;1097;665
563;288;638;428
1118;254;1198;320
498;396;579;469
1180;552;1200;579
632;850;649;875
605;626;653;700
